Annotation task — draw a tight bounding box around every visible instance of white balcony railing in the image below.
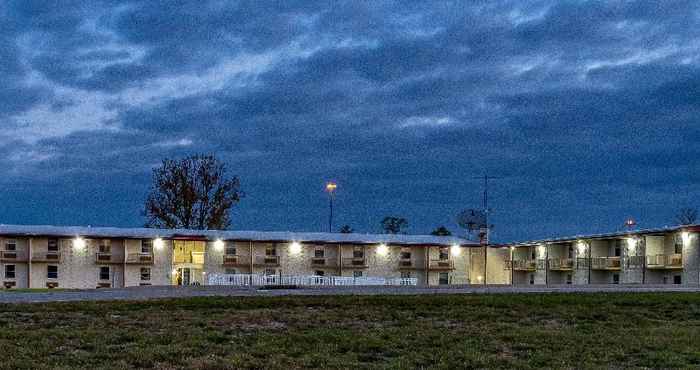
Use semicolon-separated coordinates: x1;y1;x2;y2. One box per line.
207;273;418;287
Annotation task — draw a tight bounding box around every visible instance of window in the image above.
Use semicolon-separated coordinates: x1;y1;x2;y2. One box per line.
614;246;621;257
529;273;535;285
530;248;536;260
141;240;153;254
567;245;574;259
353;246;364;259
5;265;15;279
5;239;16;251
266;245;277;257
612;273;620;284
674;235;683;254
400;271;411;279
225;243;236;256
265;268;276;276
225;268;237;275
47;265;58;279
314;248;325;258
439;247;449;260
400;249;411;260
99;240;111;254
674;275;682;285
99;266;110;281
47;238;59;252
353;270;363;278
140;268;151;281
315;270;325;276
438;272;449;285
566;273;572;285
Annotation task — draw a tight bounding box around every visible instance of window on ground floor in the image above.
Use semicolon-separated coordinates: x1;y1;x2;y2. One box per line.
140;268;151;281
674;275;682;285
566;273;572;284
439;272;449;285
315;270;325;276
353;270;363;278
99;266;110;281
529;273;535;285
5;264;15;279
47;265;58;279
400;271;411;279
265;268;276;276
612;273;620;284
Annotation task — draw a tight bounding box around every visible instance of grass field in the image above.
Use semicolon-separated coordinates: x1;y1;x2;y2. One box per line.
1;293;700;369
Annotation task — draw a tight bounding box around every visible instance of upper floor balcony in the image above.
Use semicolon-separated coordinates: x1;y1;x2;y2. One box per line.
428;259;454;270
31;251;62;263
95;252;123;264
342;257;368;269
398;258;423;270
505;259;537;271
547;257;574;271
591;256;621;270
311;256;338;268
0;250;28;262
125;252;154;265
647;254;683;269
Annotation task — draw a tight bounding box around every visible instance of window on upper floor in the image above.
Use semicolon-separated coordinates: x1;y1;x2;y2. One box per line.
47;238;59;252
5;265;15;279
438;272;449;285
99;266;110;281
5;239;16;251
400;248;411;260
141;240;153;254
674;235;683;254
99;240;111;254
439;247;449;260
353;270;363;278
47;265;58;279
314;248;325;258
353;246;364;259
266;245;277;256
225;243;237;256
140;268;151;281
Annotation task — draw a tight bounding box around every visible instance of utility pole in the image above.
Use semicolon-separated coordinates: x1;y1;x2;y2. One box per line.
325;182;337;233
472;174;502;286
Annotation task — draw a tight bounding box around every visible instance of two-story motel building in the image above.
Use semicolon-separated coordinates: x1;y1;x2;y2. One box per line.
0;224;698;289
0;225;498;289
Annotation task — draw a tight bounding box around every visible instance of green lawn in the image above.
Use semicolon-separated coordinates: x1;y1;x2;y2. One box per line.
1;293;700;369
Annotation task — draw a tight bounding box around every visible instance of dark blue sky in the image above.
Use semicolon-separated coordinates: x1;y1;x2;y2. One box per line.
1;1;699;241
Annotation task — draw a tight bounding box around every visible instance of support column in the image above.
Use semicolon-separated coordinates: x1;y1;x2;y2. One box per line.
425;247;429;286
28;238;33;288
249;241;254;274
545;244;549;285
337;244;342;276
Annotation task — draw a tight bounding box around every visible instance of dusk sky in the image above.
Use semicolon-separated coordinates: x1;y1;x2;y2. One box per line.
1;1;699;242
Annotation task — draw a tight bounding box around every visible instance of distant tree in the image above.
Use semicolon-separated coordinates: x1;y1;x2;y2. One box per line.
456;209;487;239
430;226;452;236
339;225;354;233
675;208;698;225
381;216;408;234
144;154;243;230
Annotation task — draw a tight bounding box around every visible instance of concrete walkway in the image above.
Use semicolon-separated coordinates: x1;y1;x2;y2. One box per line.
2;284;700;304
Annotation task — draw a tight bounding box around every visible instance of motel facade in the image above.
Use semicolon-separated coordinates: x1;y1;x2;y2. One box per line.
0;224;697;289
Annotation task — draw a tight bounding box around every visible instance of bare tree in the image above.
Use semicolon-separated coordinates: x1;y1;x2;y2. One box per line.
456;209;487;239
339;225;354;233
145;154;243;230
675;208;698;225
380;216;408;234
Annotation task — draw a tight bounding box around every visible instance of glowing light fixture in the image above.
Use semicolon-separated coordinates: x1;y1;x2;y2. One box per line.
154;238;164;250
290;241;302;254
377;243;388;256
477;275;483;282
451;244;461;256
538;245;546;256
73;237;86;251
214;239;225;252
682;231;691;245
577;241;586;255
626;237;637;251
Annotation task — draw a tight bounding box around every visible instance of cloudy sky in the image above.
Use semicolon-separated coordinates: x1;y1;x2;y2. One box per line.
1;1;699;241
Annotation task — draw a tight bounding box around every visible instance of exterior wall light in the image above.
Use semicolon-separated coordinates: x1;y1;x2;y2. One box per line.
451;244;461;256
73;237;86;251
538;245;546;257
626;237;637;252
577;241;587;255
377;243;388;256
682;231;691;246
290;241;302;255
154;238;164;250
214;239;225;252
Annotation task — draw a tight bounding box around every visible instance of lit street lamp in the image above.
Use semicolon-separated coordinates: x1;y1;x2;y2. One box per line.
325;182;337;232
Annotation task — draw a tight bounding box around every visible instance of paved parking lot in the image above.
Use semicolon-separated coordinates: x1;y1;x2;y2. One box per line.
2;284;700;304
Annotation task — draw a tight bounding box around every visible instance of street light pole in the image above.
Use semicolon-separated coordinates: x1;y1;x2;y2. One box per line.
325;182;337;233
